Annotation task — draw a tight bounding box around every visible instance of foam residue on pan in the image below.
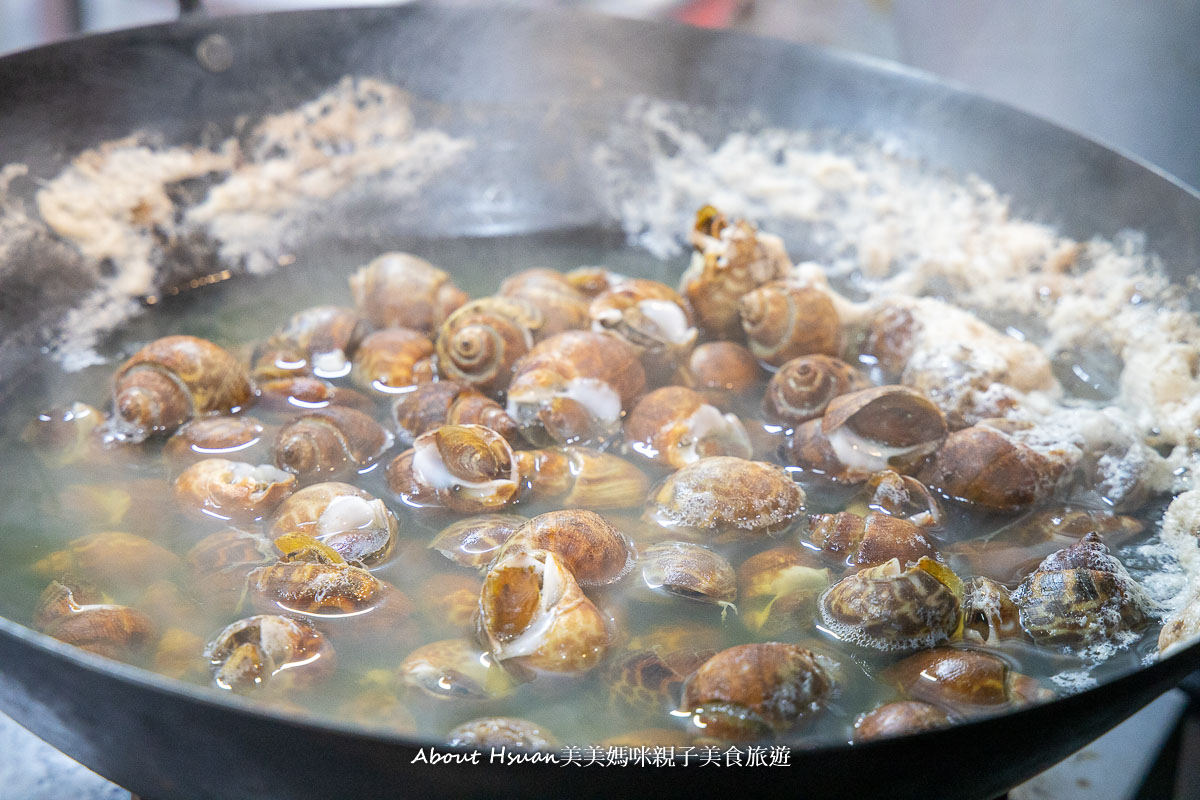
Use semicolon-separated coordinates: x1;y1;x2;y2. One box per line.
19;77;472;371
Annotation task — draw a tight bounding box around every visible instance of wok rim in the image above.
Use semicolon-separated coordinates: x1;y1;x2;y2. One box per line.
0;0;1199;770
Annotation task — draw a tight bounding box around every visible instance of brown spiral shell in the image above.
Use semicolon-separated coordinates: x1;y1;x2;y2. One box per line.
34;579;155;659
350;328;435;396
498;509;635;587
636;540;737;606
479;548;612;674
270;305;370;376
446;717;558;751
349;252;467;334
885;647;1052;715
852;702;951;742
499;268;591;339
644;456;805;540
268;482;399;566
32;531;181;589
738;282;841;366
819;557;962;652
918;425;1066;514
435;297;540;394
390;381;520;447
255;376;373;415
385;424;520;513
736;546;830;636
273;406;394;483
112;335;253;439
763;355;869;426
506;330;647;446
173;458;297;523
589;278;697;378
623;386;752;469
678;643;836;741
164;415;270;474
808;511;940;568
678;341;763;408
429;514;528;571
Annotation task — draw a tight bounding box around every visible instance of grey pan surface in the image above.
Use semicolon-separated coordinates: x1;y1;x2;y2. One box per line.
1;5;1200;799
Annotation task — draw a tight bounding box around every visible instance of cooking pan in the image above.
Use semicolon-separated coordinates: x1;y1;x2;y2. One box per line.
2;5;1200;799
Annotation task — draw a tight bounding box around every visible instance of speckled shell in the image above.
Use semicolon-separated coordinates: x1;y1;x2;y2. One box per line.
112;335;253;438
819;557;962;652
589;278;697;377
624;386;752;469
416;573;483;631
271;305;370;374
918;425;1065;514
607;648;712;715
32;531;181;588
763;355;869;426
637;541;737;606
643;456;805;540
736;546;830;636
808;511;939;568
479;549;612;674
506;330;647;446
446;717;557;751
268;482;399;566
349;328;435;396
435;297;540;394
248;559;407;618
678;643;835;741
255;376;374;414
205;614;333;693
34;580;155;659
885;647;1052;714
386;424;520;513
349;252;468;334
164;416;270;473
500;268;591;339
682;215;792;340
399;638;512;701
273;406;394;483
948;507;1144;585
174;458;297;522
1010;533;1155;647
429;514;528;571
516;446;649;510
852;701;951;742
783;385;948;483
499;510;635;587
738;282;841;367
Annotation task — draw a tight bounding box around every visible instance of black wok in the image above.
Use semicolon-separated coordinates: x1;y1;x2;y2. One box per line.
1;6;1199;799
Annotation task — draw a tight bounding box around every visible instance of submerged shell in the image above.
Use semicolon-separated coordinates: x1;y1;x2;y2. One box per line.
435;297;539;394
852;701;951;742
386;424;520;513
350;328;435;396
644;456;805;540
517;446;649;510
807;511;939;568
268;482;399;566
918;425;1064;513
607;647;712;715
624;386;752;469
819;557;962;652
678;643;836;741
32;531;181;588
763;355;869;427
429;514;529;571
736;547;830;636
349;252;467;334
164;416;270;474
506;330;646;446
174;458;297;522
738;282;841;367
885;647;1052;714
446;717;557;751
34;579;155;659
636;541;737;606
399;638;514;701
273;406;394;484
269;305;370;377
205;614;333;693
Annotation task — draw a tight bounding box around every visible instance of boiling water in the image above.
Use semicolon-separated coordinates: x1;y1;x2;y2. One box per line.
0;228;1167;747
